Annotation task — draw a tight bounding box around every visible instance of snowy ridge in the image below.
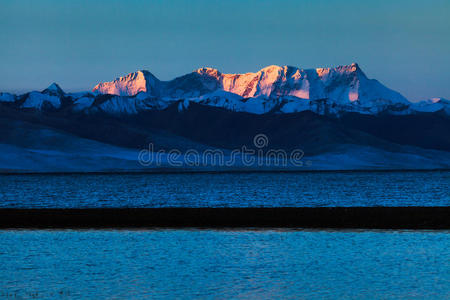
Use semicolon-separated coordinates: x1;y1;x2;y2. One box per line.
1;64;449;116
410;97;450;114
91;64;409;104
86;63;414;115
21;92;61;110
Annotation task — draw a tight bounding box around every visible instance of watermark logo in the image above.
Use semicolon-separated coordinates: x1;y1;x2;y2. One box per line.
253;133;269;148
138;133;310;168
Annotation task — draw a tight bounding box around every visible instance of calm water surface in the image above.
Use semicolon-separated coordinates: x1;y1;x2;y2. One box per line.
1;171;449;298
0;171;449;207
0;230;449;299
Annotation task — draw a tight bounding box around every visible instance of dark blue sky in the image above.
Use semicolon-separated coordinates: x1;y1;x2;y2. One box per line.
1;0;449;101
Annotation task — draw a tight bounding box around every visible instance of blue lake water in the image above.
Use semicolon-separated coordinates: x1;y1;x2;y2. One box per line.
1;171;449;298
0;171;449;207
0;229;449;299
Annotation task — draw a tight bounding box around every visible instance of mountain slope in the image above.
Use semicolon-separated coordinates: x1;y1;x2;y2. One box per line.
2;112;450;172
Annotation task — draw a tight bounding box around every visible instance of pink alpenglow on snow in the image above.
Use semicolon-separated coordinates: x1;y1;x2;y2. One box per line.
91;63;410;108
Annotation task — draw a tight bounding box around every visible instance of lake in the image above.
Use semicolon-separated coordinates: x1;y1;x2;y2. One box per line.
0;170;449;208
1;171;449;298
0;229;449;299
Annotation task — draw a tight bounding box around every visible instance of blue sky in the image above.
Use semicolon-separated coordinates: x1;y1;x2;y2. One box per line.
0;0;449;101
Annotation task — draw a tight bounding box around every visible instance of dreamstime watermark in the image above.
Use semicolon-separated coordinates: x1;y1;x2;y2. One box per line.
138;134;311;168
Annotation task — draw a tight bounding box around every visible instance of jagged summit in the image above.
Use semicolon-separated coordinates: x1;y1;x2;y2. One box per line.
195;67;221;77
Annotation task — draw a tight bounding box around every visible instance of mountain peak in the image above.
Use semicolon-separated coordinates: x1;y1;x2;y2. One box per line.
43;82;64;95
92;70;160;96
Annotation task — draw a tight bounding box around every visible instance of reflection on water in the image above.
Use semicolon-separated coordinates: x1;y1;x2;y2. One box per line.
0;230;449;299
0;171;449;208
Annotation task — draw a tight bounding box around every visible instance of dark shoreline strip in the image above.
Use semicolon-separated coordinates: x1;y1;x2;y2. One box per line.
1;168;449;176
0;207;449;229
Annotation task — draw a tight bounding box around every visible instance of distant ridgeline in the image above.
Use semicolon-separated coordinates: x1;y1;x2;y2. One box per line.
1;63;450;172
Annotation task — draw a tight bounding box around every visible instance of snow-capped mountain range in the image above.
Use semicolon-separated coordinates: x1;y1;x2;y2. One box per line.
1;63;450;172
1;63;449;116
